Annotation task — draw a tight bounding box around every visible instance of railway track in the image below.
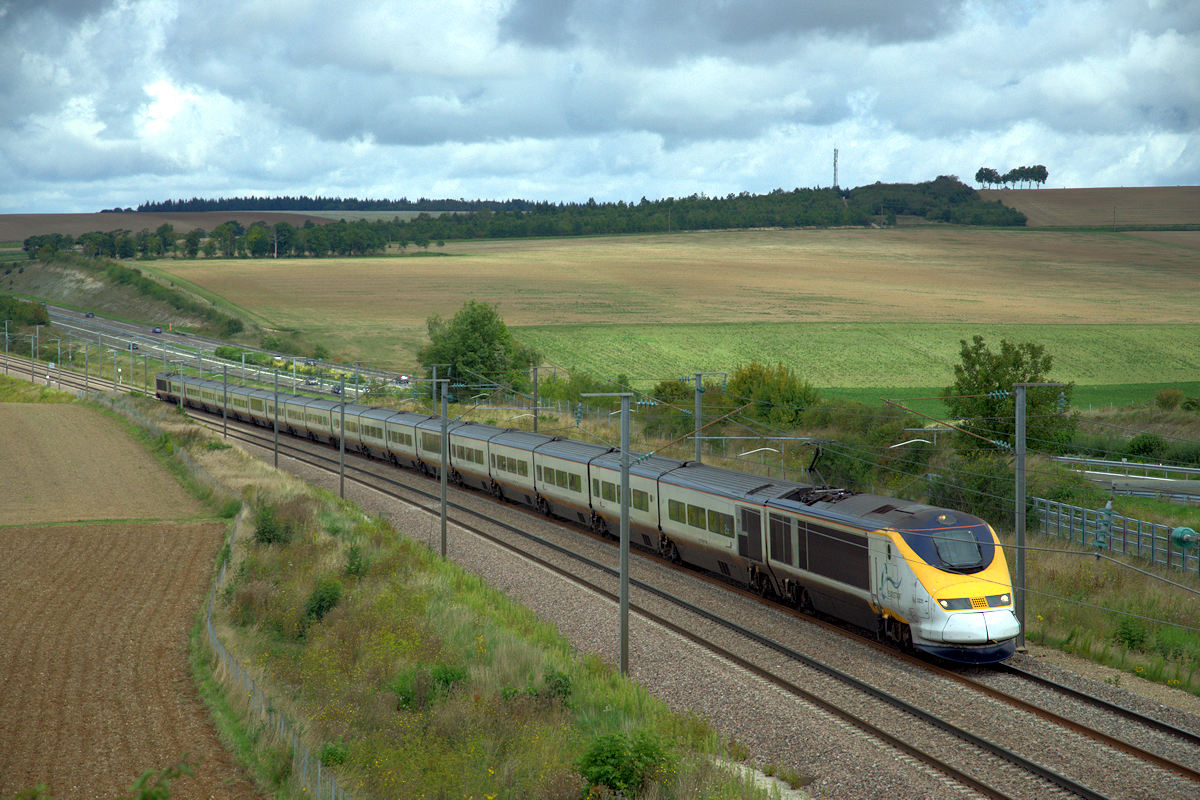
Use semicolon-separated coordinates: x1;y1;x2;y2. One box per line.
189;409;1200;800
14;363;1200;798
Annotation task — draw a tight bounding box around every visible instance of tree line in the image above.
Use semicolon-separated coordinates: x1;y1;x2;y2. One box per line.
974;165;1049;189
29;177;1027;263
129;195;540;214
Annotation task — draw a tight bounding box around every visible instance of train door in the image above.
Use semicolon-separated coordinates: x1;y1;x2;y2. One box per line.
738;508;763;561
871;534;902;610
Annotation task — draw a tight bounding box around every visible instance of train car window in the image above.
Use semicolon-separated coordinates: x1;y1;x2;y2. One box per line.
602;481;616;501
632;489;649;512
687;504;706;530
708;510;734;538
896;510;994;573
806;523;868;589
668;499;685;523
536;466;543;481
569;473;581;492
421;432;441;453
769;513;794;564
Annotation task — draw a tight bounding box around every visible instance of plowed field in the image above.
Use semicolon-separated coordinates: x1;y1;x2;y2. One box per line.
0;404;204;525
0;402;260;799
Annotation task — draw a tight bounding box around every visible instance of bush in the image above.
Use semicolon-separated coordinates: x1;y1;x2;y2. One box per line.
304;575;343;622
1156;389;1184;410
1127;433;1166;460
578;730;675;797
1113;616;1148;650
319;741;349;767
253;505;293;544
345;543;368;577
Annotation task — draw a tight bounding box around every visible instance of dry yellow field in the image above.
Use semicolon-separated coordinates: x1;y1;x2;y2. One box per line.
158;226;1200;362
0;403;205;525
980;187;1200;227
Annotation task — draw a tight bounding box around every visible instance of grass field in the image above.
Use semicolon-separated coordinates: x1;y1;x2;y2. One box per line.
147;226;1200;398
981;186;1200;227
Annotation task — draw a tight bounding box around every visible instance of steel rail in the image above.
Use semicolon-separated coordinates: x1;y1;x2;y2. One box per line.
195;413;1120;800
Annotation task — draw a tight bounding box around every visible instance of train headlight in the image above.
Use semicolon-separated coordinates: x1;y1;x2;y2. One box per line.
937;598;972;610
986;593;1011;607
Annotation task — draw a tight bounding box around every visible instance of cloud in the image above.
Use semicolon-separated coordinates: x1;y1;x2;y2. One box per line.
0;0;1197;212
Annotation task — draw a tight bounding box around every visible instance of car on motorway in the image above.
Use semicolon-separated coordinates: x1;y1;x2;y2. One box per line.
152;326;162;334
85;311;95;318
127;342;139;350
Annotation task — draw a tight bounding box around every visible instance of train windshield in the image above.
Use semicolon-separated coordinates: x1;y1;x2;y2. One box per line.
896;510;995;574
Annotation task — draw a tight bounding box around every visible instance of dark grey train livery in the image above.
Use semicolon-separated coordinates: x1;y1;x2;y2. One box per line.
157;372;1019;663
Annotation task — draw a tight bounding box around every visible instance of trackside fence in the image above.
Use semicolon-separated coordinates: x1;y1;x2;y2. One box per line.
83;390;358;800
1033;497;1200;576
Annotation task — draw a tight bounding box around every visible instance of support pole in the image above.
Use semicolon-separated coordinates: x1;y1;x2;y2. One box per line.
223;364;228;439
582;391;633;675
440;379;449;557
532;366;539;433
339;383;346;499
1014;384;1026;651
1012;380;1062;653
694;373;703;463
273;369;280;469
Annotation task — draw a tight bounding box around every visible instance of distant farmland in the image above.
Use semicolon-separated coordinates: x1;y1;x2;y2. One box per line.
981;186;1200;227
149;224;1200;397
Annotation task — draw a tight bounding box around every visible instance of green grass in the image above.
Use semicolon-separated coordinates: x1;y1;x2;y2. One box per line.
515;321;1200;392
823;381;1200;419
1019;532;1200;695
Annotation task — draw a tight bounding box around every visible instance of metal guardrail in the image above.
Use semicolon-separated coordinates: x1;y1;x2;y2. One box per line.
1052;455;1200;481
1033;497;1199;576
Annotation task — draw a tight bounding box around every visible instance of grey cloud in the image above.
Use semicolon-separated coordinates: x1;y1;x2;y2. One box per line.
499;0;968;59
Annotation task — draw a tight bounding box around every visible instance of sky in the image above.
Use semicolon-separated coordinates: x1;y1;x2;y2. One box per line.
0;0;1196;213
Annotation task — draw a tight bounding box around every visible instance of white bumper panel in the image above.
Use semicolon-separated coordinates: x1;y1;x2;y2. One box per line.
984;609;1020;641
939;609;1020;643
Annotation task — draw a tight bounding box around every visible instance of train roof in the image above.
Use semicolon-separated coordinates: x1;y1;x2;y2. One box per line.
591;450;687;480
489;430;558;450
662;460;804;502
447;420;507;442
534;438;615;463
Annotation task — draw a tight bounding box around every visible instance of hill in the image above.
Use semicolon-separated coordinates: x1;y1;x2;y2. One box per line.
980;186;1200;227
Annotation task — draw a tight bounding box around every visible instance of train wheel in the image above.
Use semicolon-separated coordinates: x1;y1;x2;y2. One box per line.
798;588;815;615
489;481;504;501
899;624;913;652
660;539;681;564
536;497;551;516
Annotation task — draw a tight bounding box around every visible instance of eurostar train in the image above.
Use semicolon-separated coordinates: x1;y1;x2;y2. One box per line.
156;372;1019;663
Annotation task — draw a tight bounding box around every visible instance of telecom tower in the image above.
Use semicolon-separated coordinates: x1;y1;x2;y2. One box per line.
833;148;839;190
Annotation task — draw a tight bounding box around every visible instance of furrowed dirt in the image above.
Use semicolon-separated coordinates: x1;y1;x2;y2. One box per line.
0;401;260;799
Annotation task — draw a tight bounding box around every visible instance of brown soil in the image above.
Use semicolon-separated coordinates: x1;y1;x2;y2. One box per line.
0;400;262;799
0;404;205;526
0;523;261;799
980;186;1200;227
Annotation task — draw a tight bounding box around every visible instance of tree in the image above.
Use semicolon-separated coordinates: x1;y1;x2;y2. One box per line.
183;228;203;258
726;360;819;428
417;299;540;390
941;335;1076;454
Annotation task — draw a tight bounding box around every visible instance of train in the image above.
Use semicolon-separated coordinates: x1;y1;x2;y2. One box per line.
156;371;1020;663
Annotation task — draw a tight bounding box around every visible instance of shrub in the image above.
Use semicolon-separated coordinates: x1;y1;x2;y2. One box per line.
345;543;368;577
1155;389;1184;410
305;575;343;622
1127;433;1166;460
577;729;675;797
319;741;349;767
1113;616;1148;651
253;505;292;544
